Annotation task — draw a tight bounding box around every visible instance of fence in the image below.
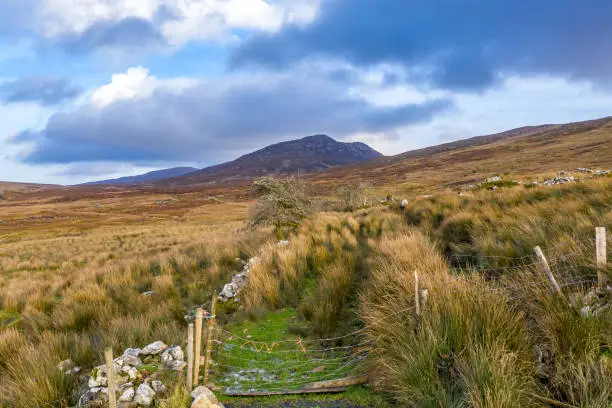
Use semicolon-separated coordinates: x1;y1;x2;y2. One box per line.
96;227;608;406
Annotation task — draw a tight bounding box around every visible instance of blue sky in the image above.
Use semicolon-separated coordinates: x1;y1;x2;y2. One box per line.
1;0;612;184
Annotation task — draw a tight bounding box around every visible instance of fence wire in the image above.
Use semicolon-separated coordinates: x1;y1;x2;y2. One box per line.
207;245;605;394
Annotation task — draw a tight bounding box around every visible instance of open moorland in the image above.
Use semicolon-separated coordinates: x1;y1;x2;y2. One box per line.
1;120;611;408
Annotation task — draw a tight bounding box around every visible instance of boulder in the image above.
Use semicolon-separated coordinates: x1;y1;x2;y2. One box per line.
151;380;167;394
140;341;167;355
134;383;155;406
191;386;224;408
119;386;135;402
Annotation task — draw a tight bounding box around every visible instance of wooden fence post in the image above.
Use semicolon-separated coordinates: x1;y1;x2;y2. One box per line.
596;227;608;290
414;271;420;317
203;292;217;385
533;246;563;296
186;323;194;392
104;348;117;408
193;308;204;386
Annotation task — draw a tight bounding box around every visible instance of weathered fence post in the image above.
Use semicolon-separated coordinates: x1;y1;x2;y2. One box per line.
533;246;562;296
186;323;194;392
596;227;608;290
203;292;217;385
414;271;420;317
193;308;204;386
104;348;117;408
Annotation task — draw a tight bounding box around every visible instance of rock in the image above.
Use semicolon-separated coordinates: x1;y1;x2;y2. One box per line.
277;240;290;247
151;380;167;394
486;176;501;183
142;291;155;296
191;386;224;408
57;359;75;372
81;387;109;407
400;199;408;209
167;360;187;371
134;383;156;406
89;365;108;387
141;341;167;355
117;352;142;367
119;387;135;402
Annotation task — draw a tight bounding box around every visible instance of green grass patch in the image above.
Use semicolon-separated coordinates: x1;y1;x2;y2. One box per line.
212;309;365;393
218;385;392;408
0;310;21;328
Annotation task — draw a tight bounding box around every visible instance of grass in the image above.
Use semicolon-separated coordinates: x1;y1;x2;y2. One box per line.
0;176;610;406
219;385;392;407
213;308;364;393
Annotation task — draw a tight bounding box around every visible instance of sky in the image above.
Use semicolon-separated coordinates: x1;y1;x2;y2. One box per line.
1;1;612;185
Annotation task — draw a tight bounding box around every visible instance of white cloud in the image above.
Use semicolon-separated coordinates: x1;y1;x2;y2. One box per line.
91;66;197;107
35;0;320;47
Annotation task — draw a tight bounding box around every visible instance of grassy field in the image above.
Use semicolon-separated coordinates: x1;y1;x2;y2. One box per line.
0;165;611;406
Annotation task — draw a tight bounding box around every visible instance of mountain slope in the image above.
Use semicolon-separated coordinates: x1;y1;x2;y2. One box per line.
83;167;199;185
166;135;382;185
309;116;612;192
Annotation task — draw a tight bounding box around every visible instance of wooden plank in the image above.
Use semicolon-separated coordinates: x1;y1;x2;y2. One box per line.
596;227;608;289
414;270;420;317
533;246;562;295
203;292;217;385
193;308;204;386
104;348;117;408
224;387;346;397
301;375;368;390
187;323;194;392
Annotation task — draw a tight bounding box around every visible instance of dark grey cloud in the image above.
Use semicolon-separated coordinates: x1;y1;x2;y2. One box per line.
12;73;452;164
0;77;82;106
233;0;612;91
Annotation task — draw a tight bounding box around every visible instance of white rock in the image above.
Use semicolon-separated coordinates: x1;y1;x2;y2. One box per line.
141;341;168;355
169;346;184;361
119;387;135;402
57;359;74;372
400;199;408;208
191;386;224;408
134;383;156;406
151;380;167;394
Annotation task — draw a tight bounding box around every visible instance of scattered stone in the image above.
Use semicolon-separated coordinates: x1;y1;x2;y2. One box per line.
161;346;186;370
142;291;155;296
134;383;156;406
57;359;74;372
486;176;501;183
151;380;167;394
191;386;224;408
141;341;168;355
277;240;290;247
218;257;258;302
543;176;574;186
119;386;135;402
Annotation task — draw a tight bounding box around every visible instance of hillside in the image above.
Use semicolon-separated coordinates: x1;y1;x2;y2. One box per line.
310;116;612;193
163;135;382;185
82;167;198;185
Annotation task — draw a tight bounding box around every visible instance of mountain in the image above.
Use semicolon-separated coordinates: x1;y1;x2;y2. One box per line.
83;167;199;185
165;135;383;185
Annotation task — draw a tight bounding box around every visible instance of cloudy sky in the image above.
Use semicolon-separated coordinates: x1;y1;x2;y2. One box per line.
2;0;612;184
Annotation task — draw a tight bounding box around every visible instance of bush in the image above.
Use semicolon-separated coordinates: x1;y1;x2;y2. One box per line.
336;182;371;211
249;177;312;238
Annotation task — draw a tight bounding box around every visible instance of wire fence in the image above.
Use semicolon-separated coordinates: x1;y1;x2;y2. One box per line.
204;242;607;395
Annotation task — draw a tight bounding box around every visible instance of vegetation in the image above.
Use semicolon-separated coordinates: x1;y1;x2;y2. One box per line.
249;176;312;238
335;182;371;211
0;176;610;406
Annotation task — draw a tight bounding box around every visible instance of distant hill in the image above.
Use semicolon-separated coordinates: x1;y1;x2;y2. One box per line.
164;135;383;185
83;167;198;185
309;116;612;191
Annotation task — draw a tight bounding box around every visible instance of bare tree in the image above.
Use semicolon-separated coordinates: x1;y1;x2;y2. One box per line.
249;176;312;238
